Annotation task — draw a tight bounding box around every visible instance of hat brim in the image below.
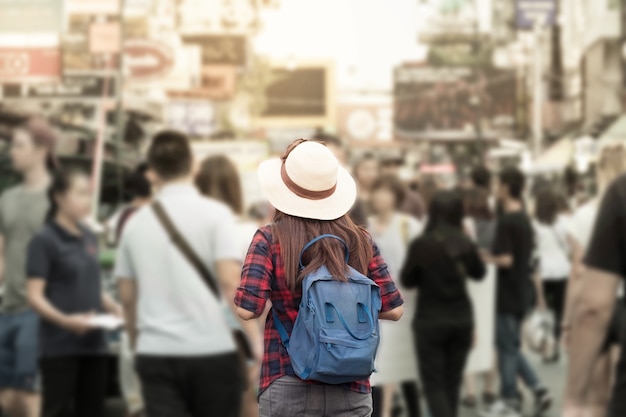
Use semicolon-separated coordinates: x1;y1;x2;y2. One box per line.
258;158;358;221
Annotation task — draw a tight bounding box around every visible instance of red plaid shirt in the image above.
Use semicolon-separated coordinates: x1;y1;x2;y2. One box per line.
235;226;404;396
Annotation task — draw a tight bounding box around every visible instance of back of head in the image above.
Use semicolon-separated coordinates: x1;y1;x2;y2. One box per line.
464;187;492;220
128;163;151;200
534;187;559;225
425;190;464;234
147;130;192;182
499;167;525;200
17;117;59;172
471;166;492;190
195;155;243;215
371;174;406;210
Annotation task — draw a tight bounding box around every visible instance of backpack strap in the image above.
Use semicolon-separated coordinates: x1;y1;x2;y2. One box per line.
272;309;291;349
299;234;350;270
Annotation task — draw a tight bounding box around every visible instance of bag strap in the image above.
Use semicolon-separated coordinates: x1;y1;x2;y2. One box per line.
299;234;350;270
272;309;291;349
152;201;221;299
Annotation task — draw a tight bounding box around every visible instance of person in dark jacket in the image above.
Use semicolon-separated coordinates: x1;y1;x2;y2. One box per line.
402;190;486;417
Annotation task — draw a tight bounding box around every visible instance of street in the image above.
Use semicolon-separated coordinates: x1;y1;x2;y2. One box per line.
459;353;565;417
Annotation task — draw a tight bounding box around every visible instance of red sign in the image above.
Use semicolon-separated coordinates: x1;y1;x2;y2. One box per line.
0;47;61;82
419;164;456;174
124;39;174;81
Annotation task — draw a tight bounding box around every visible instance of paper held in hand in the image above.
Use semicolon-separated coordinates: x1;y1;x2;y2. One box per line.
87;314;124;330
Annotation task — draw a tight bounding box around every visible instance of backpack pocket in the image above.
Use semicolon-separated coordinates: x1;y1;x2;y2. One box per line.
316;328;378;379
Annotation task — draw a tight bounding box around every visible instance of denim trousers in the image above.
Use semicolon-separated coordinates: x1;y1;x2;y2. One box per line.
259;376;373;417
496;314;541;400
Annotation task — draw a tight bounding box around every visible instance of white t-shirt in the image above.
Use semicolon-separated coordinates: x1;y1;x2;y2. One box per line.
567;199;599;249
115;184;242;356
533;214;572;280
236;220;259;260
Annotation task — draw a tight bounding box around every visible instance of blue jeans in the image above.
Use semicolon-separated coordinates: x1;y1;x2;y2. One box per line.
496;314;541;400
0;310;39;391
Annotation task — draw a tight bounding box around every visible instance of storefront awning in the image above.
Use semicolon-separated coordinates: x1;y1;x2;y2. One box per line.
532;138;574;173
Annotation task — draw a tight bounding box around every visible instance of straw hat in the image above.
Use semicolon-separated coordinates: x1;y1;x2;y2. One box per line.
258;139;357;220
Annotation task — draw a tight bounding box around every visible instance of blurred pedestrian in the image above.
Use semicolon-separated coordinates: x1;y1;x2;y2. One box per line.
532;187;572;363
353;153;380;217
0;117;58;417
402;190;486;417
195;154;265;417
367;175;423;417
461;188;497;408
115;163;152;244
482;168;552;417
470;166;497;213
235;139;404;417
380;156;426;220
26;169;122;417
116;131;245;417
113;162;152;417
562;144;626;417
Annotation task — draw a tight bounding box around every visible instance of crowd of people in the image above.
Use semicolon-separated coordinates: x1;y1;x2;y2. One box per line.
1;117;626;417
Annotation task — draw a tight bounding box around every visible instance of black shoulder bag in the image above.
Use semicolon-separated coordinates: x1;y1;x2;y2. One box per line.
152;202;253;384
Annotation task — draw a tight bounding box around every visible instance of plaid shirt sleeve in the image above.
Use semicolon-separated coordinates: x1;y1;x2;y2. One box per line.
235;229;273;316
368;240;404;312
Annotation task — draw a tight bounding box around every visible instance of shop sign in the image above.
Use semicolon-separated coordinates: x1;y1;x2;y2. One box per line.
3;75;116;99
124;39;174;81
165;100;216;136
183;35;247;66
515;0;556;28
67;0;120;14
0;0;64;33
0;47;61;82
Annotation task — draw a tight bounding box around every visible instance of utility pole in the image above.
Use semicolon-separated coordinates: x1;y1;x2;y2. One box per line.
532;21;543;157
114;0;127;205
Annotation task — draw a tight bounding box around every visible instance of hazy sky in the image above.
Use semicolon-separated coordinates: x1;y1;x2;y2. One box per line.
253;0;428;91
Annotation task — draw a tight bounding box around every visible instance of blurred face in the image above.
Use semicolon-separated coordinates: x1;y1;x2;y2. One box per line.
380;163;400;177
10;130;47;173
55;175;92;221
355;159;379;189
371;187;396;214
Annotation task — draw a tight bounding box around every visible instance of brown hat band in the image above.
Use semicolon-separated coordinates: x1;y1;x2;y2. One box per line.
280;162;337;200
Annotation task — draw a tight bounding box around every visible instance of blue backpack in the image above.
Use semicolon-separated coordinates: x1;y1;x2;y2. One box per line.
273;234;382;384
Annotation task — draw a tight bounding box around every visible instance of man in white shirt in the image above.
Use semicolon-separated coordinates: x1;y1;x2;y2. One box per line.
116;131;244;417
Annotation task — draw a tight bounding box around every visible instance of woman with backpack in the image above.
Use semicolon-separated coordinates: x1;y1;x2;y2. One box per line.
235;139;404;417
367;175;423;417
401;190;486;417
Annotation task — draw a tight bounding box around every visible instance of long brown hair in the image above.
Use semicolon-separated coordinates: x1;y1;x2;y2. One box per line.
195;155;244;215
272;212;373;292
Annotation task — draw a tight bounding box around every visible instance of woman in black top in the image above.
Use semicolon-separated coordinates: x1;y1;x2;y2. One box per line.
401;190;486;417
26;169;122;417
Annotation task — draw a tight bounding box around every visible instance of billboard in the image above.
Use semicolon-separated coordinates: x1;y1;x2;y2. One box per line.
515;0;556;29
0;47;61;82
255;61;336;128
165;101;216;136
0;0;64;33
393;65;516;141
